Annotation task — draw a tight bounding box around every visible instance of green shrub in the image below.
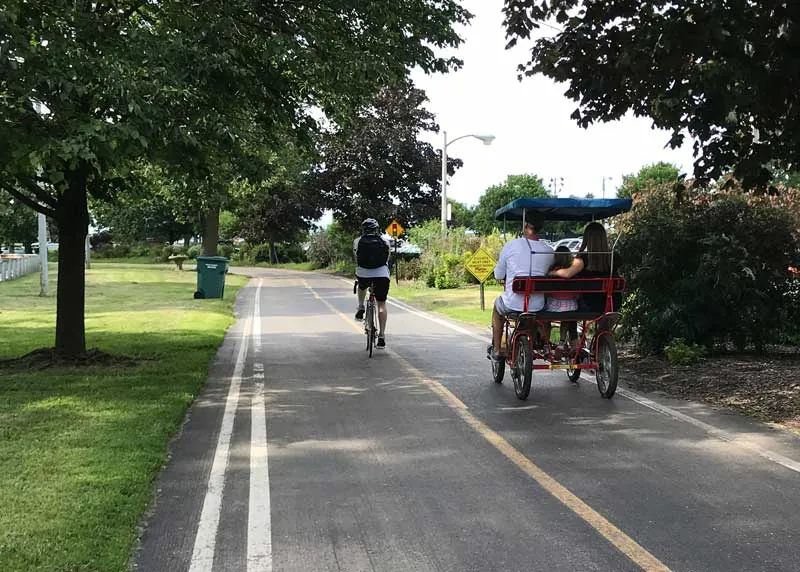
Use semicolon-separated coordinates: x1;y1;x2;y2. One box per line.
396;258;422;281
127;245;150;258
664;338;707;365
617;184;797;353
218;244;234;259
334;260;356;275
187;245;201;259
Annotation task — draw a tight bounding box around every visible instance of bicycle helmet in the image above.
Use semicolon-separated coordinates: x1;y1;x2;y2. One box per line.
361;218;380;234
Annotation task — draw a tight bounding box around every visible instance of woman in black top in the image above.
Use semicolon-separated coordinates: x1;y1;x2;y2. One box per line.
548;222;621;341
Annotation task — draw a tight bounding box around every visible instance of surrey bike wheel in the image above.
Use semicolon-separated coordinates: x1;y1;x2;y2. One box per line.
491;349;505;383
595;333;618;398
566;346;588;384
511;335;533;400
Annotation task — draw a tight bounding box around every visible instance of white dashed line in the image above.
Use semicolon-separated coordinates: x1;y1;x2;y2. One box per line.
188;290;251;572
248;279;273;571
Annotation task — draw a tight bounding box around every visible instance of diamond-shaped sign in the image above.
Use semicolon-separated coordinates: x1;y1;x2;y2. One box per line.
386;220;405;238
464;247;496;283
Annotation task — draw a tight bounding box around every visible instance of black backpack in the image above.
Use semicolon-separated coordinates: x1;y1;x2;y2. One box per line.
357;234;389;269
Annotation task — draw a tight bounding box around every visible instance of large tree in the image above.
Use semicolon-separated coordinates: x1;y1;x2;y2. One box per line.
503;1;800;188
309;79;462;231
472;174;551;235
1;1;470;357
0;191;38;252
90;164;196;246
617;162;682;199
448;199;475;229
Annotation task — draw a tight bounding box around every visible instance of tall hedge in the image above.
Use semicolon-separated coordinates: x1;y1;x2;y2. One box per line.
617;184;797;353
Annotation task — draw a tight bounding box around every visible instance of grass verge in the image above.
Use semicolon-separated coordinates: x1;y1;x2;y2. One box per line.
390;281;500;328
0;265;248;572
227;261;315;271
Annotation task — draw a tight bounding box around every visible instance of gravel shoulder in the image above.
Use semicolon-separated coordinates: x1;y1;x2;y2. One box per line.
620;349;800;435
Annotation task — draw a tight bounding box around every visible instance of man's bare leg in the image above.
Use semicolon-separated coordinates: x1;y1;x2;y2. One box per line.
377;301;387;337
492;306;505;356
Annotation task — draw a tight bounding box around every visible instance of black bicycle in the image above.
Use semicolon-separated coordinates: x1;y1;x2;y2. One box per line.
354;279;378;357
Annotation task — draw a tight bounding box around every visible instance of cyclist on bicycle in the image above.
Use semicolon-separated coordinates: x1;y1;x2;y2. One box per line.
354;218;391;348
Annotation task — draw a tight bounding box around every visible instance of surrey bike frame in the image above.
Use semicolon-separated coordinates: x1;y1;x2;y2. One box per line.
502;276;626;371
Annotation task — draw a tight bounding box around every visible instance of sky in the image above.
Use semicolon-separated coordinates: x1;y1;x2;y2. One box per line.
409;0;697;206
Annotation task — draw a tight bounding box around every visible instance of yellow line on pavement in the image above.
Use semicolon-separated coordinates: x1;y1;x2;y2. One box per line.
302;279;671;572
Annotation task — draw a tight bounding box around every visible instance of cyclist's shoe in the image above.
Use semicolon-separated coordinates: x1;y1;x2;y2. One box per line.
377;337;386;349
355;306;365;320
486;344;502;362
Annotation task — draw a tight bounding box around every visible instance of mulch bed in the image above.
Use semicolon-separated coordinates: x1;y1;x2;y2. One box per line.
618;346;800;435
0;348;140;372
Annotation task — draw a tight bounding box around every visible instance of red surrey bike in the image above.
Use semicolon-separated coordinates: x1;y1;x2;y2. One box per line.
490;197;632;400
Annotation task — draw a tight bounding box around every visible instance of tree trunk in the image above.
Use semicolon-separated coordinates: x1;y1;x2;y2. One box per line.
201;205;220;256
269;239;278;264
23;241;33;254
184;236;191;248
55;170;89;358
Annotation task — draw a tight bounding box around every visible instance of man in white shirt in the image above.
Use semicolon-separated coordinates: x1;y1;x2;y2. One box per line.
353;218;392;348
489;212;554;360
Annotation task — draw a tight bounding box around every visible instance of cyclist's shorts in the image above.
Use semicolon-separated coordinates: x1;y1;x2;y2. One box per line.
356;276;390;302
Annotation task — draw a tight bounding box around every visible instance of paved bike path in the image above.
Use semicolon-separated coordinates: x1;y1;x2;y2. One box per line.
135;269;800;572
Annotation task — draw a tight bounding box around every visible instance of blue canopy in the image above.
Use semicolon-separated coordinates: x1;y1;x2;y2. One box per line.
494;197;633;222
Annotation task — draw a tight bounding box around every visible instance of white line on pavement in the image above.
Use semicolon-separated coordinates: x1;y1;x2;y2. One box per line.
335;274;800;474
248;280;273;571
188;290;251;572
606;383;800;474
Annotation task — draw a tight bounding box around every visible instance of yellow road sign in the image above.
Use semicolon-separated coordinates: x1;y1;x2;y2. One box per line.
386;220;405;237
464;247;496;283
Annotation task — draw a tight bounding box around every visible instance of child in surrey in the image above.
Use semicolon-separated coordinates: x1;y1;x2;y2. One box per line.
546;246;579;359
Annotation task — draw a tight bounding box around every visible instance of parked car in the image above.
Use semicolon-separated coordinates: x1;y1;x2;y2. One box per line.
553;238;582;252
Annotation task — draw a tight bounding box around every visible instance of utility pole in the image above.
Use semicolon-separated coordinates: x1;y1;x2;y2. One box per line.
85;234;91;269
38;212;48;296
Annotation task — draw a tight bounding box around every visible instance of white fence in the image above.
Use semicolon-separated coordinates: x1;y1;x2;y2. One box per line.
0;254;41;283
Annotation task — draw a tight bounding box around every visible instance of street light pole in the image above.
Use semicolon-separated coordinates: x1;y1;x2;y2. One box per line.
602;176;613;198
441;130;448;237
440;131;495;237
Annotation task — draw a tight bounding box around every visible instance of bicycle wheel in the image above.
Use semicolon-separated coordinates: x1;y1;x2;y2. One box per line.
595;333;618;398
491;350;505;383
511;335;532;400
365;303;374;356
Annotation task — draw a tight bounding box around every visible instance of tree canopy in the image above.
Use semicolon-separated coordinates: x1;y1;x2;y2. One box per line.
503;1;800;188
448;199;475;229
0;1;471;357
617;162;682;199
472;174;550;235
309;79;461;231
0;191;37;251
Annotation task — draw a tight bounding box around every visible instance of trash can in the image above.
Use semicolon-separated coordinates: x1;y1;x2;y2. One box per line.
194;256;229;299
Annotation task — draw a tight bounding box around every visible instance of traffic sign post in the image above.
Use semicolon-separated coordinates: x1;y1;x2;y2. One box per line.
386;220;405;284
464;247;496;311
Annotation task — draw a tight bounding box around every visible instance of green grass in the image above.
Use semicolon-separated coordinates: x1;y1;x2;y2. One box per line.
90;258;317;272
390;281;502;328
90;257;166;265
227;260;315;271
0;265;248;572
